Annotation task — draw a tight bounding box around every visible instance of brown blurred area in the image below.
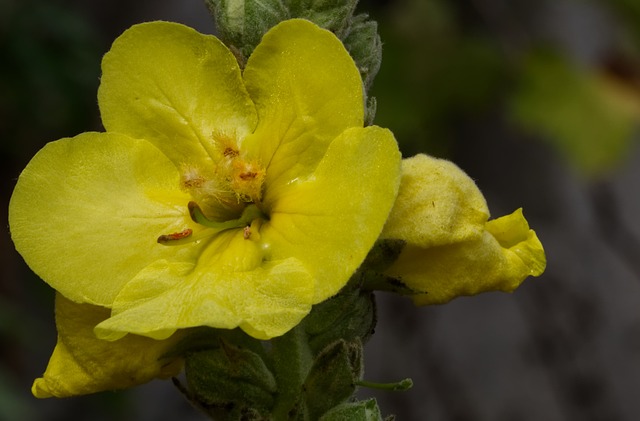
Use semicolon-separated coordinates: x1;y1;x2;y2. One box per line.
2;0;640;420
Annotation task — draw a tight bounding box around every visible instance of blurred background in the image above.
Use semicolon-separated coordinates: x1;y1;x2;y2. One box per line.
2;0;640;419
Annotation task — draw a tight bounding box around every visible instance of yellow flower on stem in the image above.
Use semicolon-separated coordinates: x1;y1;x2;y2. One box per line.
9;19;401;396
381;154;545;305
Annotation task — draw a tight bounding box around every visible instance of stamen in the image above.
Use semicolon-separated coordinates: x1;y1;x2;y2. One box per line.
183;177;205;188
229;159;265;202
188;201;264;232
224;147;239;158
157;229;193;244
212;128;240;159
239;172;257;180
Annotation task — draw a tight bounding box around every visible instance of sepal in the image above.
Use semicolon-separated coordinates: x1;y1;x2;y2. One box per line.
183;338;276;419
288;0;358;37
204;0;383;94
303;290;376;354
319;398;385;421
303;339;364;419
343;14;382;91
174;287;387;419
204;0;288;63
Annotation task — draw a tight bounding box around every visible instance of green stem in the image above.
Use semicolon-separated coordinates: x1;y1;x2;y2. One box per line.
270;324;313;419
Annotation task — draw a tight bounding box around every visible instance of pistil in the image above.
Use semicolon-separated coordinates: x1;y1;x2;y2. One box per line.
157;202;266;246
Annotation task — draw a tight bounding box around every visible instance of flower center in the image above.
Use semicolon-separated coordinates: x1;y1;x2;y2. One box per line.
158;131;268;245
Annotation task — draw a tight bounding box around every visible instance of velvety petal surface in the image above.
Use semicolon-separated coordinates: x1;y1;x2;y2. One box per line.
98;22;257;168
262;126;402;302
94;229;315;341
385;209;546;305
486;208;547;278
242;19;365;194
9;132;199;306
32;295;184;398
381;154;489;247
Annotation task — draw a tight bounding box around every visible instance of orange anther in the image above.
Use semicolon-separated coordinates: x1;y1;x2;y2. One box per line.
243;226;251;240
157;228;193;244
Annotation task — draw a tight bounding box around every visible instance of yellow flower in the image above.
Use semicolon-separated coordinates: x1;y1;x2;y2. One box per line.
381;154;545;305
9;19;401;396
32;294;185;398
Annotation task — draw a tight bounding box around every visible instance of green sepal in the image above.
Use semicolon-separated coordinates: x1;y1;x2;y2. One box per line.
359;239;406;273
164;326;267;359
302;289;376;355
349;239;419;295
319;398;384;421
203;0;384;94
343;13;382;91
183;338;277;418
303;339;364;420
168;282;394;419
288;0;358;37
365;96;377;126
204;0;289;64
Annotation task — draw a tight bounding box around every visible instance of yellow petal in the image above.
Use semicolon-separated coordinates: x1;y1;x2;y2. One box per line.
486;208;547;277
263;126;401;302
9;132;198;306
95;249;314;341
98;21;257;168
386;209;546;305
242;19;364;192
381;154;489;247
32;294;183;398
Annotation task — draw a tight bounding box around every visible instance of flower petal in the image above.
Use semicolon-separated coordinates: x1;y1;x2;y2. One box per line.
486;208;547;277
9;132;198;306
95;245;315;341
385;209;546;305
32;294;183;398
242;19;365;190
381;154;489;247
263;126;401;302
98;21;257;168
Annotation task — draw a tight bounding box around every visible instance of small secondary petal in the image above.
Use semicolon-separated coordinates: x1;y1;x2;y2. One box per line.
32;295;183;398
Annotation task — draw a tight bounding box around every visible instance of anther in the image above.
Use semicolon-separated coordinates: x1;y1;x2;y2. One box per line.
224;147;239;157
239;172;257;180
157;229;193;244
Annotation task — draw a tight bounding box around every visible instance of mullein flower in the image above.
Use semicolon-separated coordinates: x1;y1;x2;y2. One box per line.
9;19;401;397
381;154;546;305
31;294;185;398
